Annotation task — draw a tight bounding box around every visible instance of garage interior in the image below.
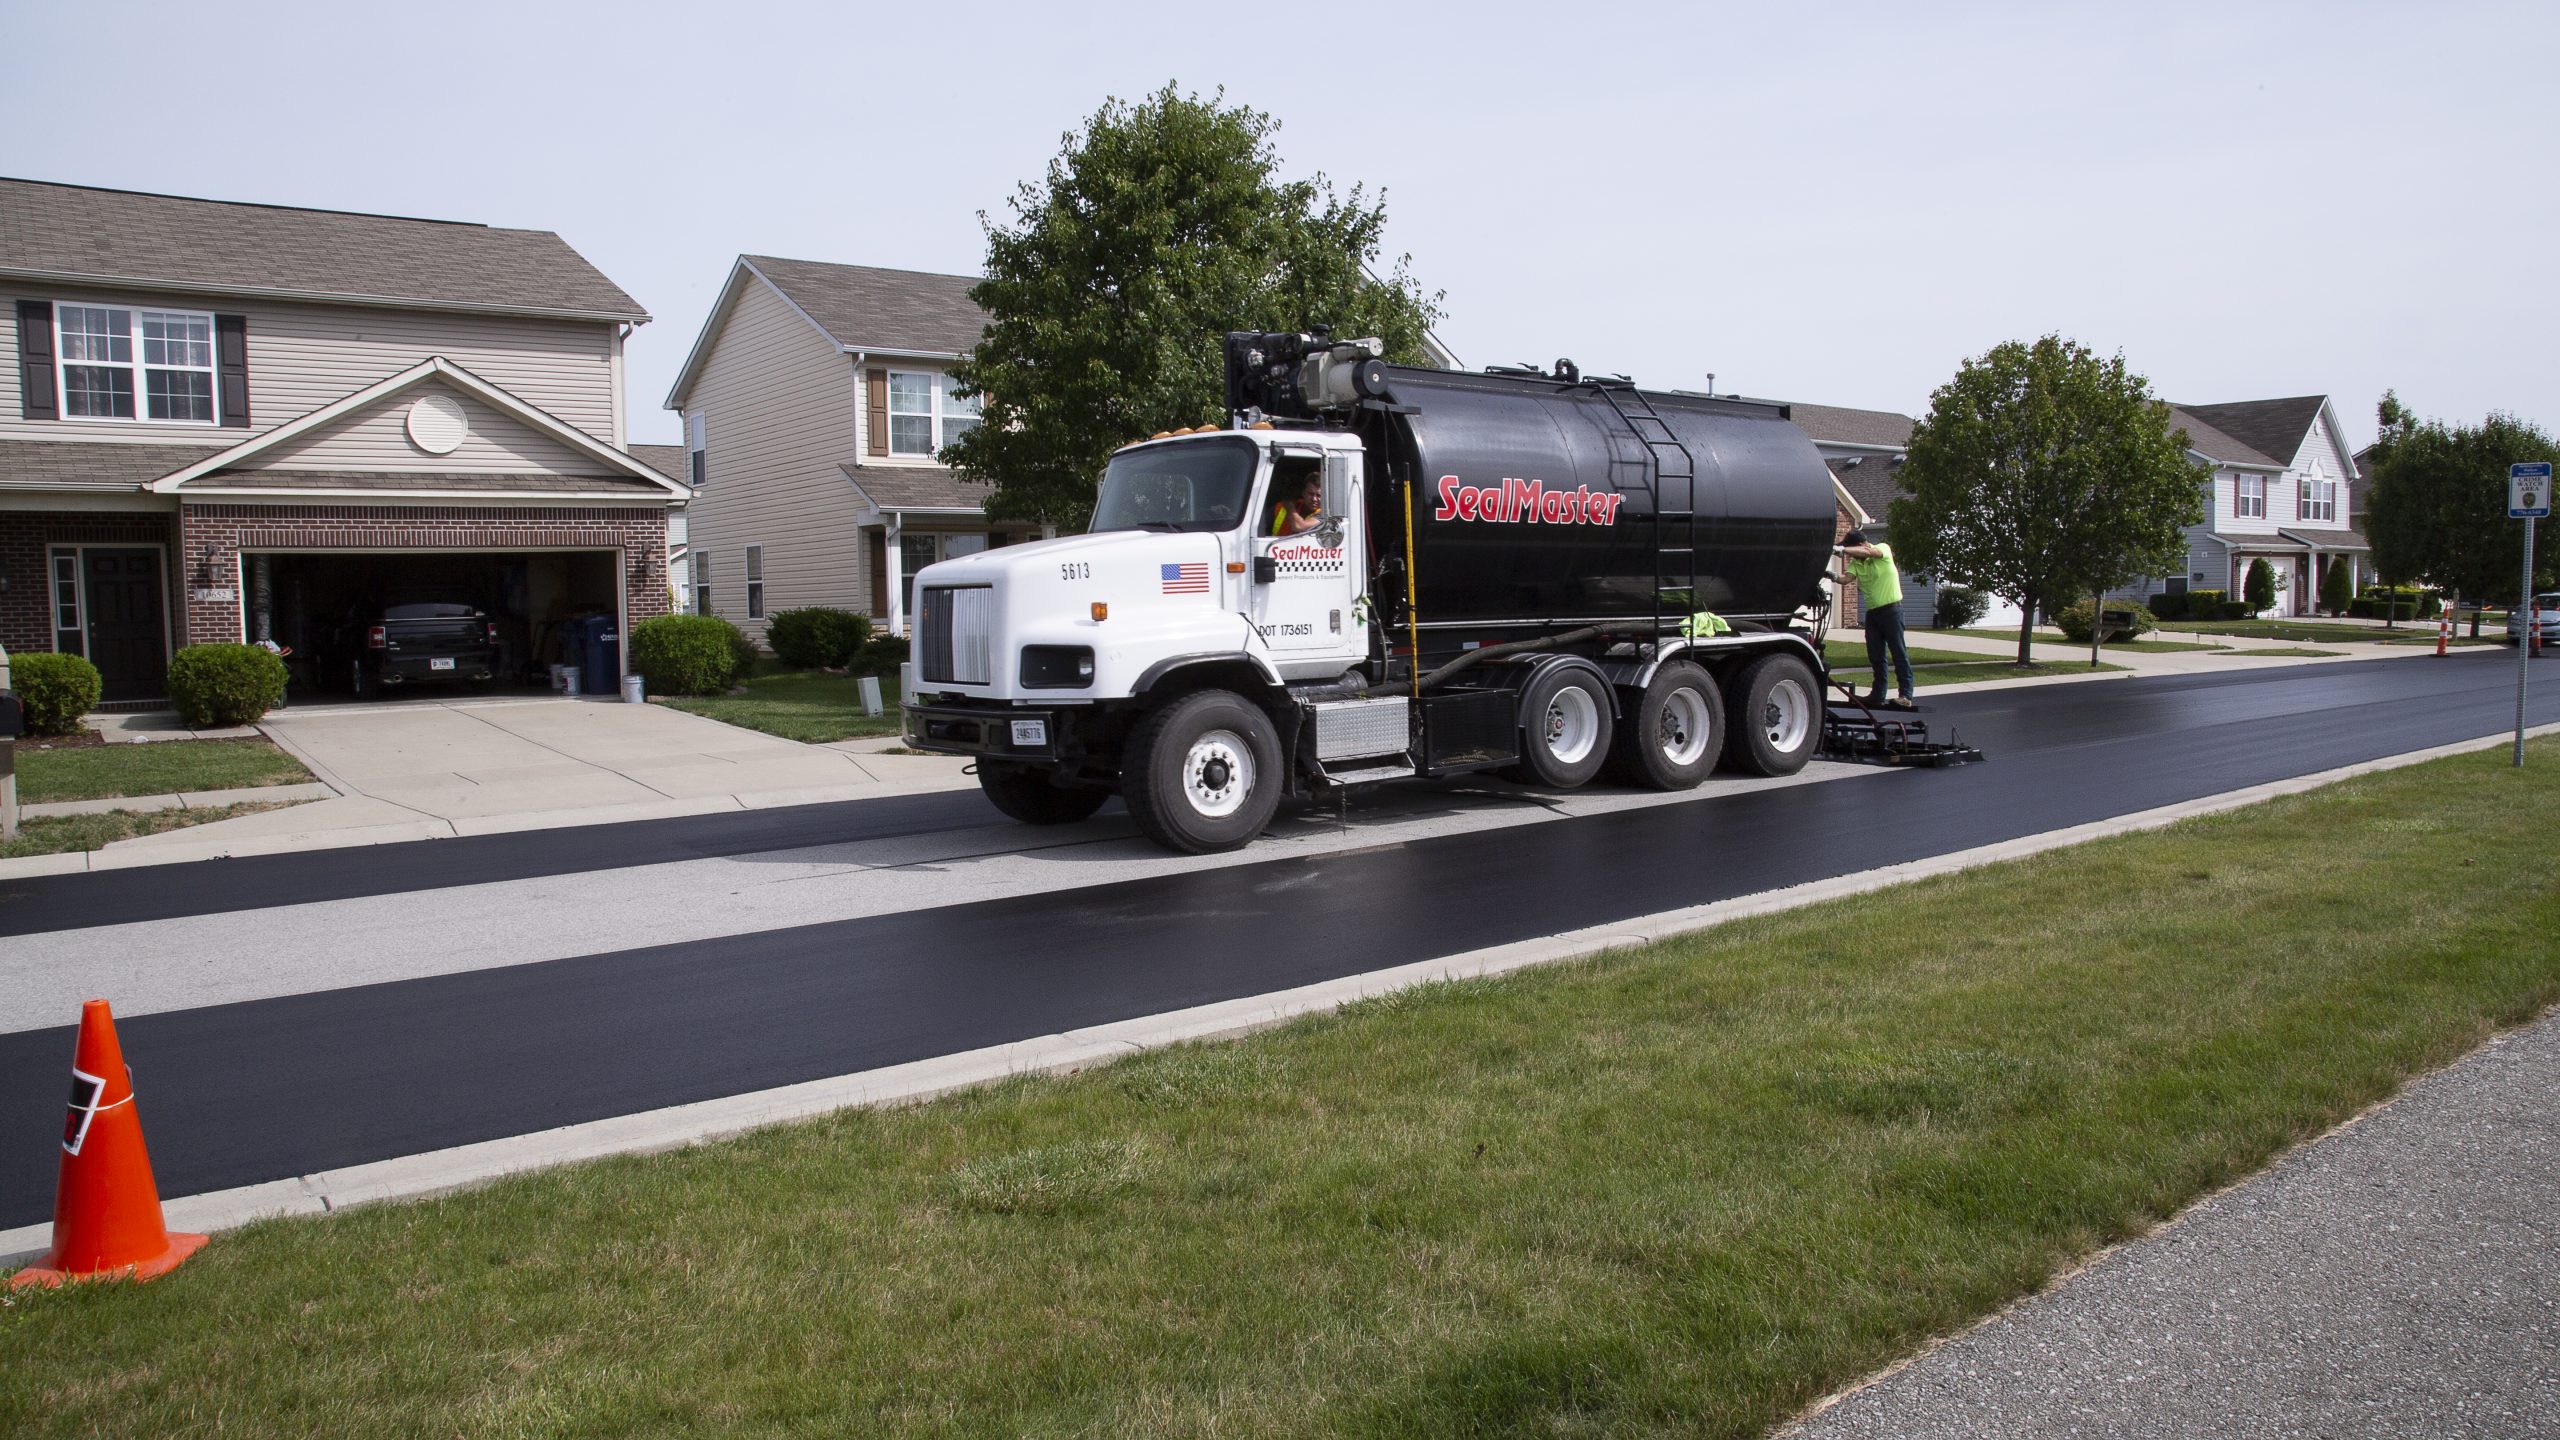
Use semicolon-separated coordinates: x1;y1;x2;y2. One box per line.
247;550;620;698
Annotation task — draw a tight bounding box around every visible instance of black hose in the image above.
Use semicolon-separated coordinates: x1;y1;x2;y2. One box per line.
1416;623;1652;692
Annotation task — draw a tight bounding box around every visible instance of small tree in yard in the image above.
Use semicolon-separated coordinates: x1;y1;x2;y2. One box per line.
2242;558;2276;616
1889;335;2206;664
947;85;1441;530
2319;556;2353;616
2367;400;2560;636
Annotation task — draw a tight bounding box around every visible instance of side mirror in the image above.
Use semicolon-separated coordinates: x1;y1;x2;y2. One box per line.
1314;515;1346;548
1252;556;1278;585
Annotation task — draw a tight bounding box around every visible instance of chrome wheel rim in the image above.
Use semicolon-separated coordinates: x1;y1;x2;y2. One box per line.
1184;729;1254;818
1542;686;1601;766
1761;677;1811;752
1658;685;1713;766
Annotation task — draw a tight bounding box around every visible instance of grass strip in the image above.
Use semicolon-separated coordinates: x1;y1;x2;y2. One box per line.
0;801;305;858
2205;646;2348;658
1824;641;2126;688
8;739;312;804
659;669;903;742
5;743;2557;1437
1923;628;2229;654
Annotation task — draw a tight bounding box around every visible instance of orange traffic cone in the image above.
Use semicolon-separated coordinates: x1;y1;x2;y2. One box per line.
8;1000;206;1288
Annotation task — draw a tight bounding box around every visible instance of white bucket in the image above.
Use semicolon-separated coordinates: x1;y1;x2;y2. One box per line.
548;663;568;692
560;666;581;697
621;673;645;704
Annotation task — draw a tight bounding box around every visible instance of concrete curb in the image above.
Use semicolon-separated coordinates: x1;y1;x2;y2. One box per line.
8;719;2552;1269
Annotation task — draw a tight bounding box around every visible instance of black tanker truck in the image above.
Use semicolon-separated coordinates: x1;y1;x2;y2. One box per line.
901;330;1848;853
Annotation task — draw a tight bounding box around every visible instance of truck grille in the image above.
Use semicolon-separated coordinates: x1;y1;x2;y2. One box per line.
917;585;994;685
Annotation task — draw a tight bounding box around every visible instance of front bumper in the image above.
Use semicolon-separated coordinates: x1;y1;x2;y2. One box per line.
903;701;1072;760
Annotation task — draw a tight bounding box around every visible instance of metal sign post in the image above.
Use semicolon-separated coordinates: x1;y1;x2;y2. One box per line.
2511;463;2551;767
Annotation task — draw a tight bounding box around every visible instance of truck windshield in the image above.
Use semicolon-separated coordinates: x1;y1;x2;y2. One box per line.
1090;438;1258;534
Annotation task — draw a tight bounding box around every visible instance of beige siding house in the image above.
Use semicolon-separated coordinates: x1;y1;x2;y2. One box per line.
665;256;1033;639
2;178;686;703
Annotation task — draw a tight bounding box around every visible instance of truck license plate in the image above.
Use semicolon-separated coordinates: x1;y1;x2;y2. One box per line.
1010;719;1047;746
430;658;455;671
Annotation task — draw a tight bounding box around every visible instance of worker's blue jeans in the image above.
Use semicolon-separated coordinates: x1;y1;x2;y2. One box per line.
1864;601;1915;698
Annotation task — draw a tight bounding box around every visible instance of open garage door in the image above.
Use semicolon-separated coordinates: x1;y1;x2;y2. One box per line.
246;550;620;699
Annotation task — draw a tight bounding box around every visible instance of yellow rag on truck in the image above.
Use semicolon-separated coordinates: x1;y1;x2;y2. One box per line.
1679;611;1732;638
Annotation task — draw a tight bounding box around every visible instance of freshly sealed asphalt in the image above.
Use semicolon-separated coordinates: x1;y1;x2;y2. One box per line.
1784;1009;2560;1439
3;651;2555;1226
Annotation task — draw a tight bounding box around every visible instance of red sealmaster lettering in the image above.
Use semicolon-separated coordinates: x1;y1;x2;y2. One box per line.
1433;476;1623;527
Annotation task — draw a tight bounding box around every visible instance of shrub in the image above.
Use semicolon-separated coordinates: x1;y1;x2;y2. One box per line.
1931;585;1989;630
2243;558;2276;615
764;607;872;670
2319;557;2353;616
852;634;908;677
2352;586;2440;621
8;652;103;736
166;643;288;727
2056;598;2157;644
2148;590;2190;621
628;615;745;697
728;623;761;677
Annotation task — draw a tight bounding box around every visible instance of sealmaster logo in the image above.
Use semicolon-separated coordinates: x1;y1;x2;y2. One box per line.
1433;476;1623;527
1269;540;1347;576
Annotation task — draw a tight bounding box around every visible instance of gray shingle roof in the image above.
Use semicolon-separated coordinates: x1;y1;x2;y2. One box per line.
2175;397;2326;470
841;464;992;512
1827;455;1905;521
625;443;691;486
1;177;646;321
0;438;222;491
1787;402;1916;450
2166;408;2285;469
749;257;984;354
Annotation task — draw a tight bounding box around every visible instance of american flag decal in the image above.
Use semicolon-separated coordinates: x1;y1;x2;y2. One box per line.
1160;562;1211;594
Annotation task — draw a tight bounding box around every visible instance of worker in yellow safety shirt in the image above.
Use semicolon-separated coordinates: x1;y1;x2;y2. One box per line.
1838;530;1916;710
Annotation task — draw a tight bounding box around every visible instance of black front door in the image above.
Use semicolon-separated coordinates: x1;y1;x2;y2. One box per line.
83;549;169;703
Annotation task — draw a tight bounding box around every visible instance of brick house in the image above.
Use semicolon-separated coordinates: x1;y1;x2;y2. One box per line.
2;178;687;704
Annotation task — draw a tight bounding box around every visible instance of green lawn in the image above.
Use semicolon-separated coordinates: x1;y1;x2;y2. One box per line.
0;801;304;858
1823;640;2127;687
1923;628;2229;654
2206;646;2349;659
659;669;903;743
7;738;312;804
2167;618;2497;647
9;743;2553;1437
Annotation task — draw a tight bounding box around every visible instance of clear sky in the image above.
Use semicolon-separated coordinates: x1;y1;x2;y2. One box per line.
5;1;2549;452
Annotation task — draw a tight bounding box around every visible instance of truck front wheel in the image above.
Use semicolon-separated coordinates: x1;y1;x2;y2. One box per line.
1124;690;1283;854
977;761;1110;826
1607;662;1723;790
1722;654;1822;776
1512;667;1615;789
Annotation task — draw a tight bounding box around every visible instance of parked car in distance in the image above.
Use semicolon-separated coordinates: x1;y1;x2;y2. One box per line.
2506;593;2559;646
315;598;501;696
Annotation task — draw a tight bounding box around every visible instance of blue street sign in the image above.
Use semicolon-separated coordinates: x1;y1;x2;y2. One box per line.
2514;462;2553;520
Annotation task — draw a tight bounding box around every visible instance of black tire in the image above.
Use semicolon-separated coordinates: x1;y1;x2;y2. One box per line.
1512;665;1616;789
978;762;1110;826
1721;653;1823;777
1605;662;1724;790
1123;690;1283;854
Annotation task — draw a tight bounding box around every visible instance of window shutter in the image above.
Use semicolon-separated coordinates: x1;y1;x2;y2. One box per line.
866;368;889;457
868;530;887;615
16;300;58;420
214;313;251;427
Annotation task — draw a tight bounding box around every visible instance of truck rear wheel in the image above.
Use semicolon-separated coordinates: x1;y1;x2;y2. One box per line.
1607;662;1723;790
1512;666;1615;789
977;762;1110;826
1722;654;1822;776
1124;690;1282;854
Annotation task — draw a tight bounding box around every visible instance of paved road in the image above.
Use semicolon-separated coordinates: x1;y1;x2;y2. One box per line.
2;651;2553;1227
1784;1010;2560;1439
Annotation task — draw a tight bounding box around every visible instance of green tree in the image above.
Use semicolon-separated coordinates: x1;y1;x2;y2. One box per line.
2367;406;2559;634
1888;335;2206;663
947;85;1442;529
2319;555;2352;615
2243;558;2275;615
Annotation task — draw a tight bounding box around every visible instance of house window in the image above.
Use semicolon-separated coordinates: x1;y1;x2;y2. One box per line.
744;545;764;619
2236;474;2267;519
2302;477;2336;522
887;371;980;457
50;552;83;655
899;532;939;619
685;412;707;487
56;304;216;423
689;552;710;616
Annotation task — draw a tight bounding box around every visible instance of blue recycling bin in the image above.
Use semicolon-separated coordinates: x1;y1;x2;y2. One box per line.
573;614;621;695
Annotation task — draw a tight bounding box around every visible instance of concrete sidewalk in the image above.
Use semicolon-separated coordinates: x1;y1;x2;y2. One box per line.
1784;1009;2560;1438
1849;623;2465;682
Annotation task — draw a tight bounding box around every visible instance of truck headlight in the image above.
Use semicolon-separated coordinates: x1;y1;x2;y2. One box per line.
1019;645;1095;689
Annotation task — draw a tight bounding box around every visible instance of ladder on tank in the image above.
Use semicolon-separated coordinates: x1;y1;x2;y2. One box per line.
1593;381;1701;650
